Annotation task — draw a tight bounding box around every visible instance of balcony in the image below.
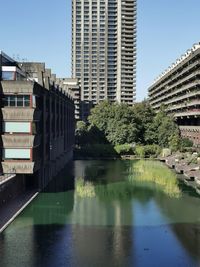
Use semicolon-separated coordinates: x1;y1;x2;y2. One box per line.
149;60;200;95
151;81;199;107
174;109;200;118
2;108;41;121
1;135;41;148
153;90;200;109
167;99;200;112
2;161;41;174
179;126;200;132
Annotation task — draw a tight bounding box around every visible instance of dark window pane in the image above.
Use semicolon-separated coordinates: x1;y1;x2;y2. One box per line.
3;96;9;106
24;95;30;107
17;96;23;107
10;96;16;106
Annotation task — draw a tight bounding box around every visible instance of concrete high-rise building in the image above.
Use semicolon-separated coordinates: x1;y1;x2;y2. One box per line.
72;0;137;120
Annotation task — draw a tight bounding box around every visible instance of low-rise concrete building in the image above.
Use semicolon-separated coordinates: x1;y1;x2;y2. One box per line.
148;43;200;146
0;51;75;190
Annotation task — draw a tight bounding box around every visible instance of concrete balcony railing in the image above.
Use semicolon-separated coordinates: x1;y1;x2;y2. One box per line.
155;98;193;111
1;80;34;94
2;161;40;174
150;72;200;102
149;60;200;96
1;135;41;148
179;126;200;131
174;109;200;118
151;81;199;106
153;91;200;109
2;108;42;121
167;100;200;112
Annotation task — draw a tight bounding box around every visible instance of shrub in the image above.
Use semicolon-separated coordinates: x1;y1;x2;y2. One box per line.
143;144;161;158
135;145;161;158
181;138;193;148
168;134;181;152
114;144;135;155
135;146;145;158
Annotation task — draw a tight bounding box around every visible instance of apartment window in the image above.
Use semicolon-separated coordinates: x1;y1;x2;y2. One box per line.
3;95;30;107
3;122;30;133
2;71;16;81
3;149;30;160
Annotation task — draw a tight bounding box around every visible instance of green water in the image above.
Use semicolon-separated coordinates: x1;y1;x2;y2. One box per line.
0;160;200;267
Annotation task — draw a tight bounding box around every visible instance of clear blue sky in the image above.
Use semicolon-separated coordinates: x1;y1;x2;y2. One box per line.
1;0;200;100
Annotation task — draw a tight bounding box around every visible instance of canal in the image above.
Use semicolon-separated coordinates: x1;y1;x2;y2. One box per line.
0;160;200;267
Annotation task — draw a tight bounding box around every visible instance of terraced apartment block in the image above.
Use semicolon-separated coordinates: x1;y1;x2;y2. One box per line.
148;43;200;146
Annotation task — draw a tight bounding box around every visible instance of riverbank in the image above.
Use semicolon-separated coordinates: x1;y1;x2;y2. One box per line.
160;153;200;193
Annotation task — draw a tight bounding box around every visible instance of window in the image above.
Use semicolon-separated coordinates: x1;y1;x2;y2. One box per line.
3;122;30;133
2;71;15;80
3;95;30;107
3;149;30;160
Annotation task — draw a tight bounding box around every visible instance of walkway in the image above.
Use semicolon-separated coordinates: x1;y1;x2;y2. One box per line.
0;174;16;186
0;190;38;233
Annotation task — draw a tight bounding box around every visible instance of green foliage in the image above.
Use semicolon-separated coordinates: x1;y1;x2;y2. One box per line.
88;101;114;132
145;108;181;149
76;160;181;199
75;101;187;157
129;160;181;198
135;146;145;158
133;101;155;144
88;101;139;145
75;121;88;145
168;134;181;152
74;144;118;158
114;144;135;155
145;145;161;157
135;145;161;158
75;121;107;145
180;138;193;148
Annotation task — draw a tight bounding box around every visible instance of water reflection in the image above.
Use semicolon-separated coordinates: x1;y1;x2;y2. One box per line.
0;160;200;267
76;160;181;201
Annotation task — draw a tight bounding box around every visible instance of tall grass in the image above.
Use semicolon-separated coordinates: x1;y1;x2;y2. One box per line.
76;178;96;198
129;160;181;198
75;160;181;199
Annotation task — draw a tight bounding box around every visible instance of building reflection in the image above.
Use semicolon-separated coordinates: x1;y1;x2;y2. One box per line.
155;187;200;262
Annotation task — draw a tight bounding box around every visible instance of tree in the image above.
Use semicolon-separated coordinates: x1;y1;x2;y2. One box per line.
132;101;155;144
75;121;88;145
144;107;180;148
76;101;183;150
88;101;114;132
88;101;139;145
75;120;107;145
